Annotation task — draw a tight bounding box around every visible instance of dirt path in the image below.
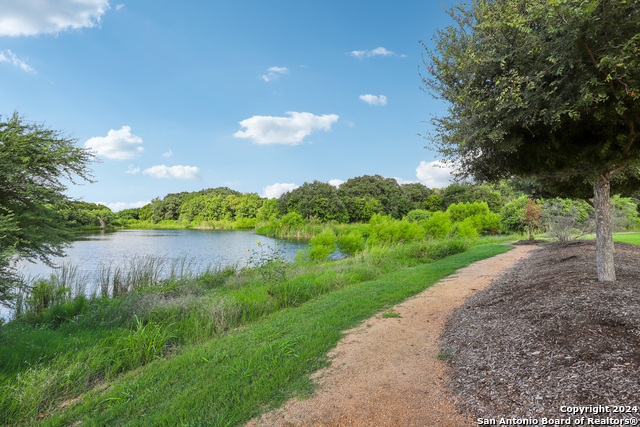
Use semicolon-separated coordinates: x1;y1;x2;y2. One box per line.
247;245;537;427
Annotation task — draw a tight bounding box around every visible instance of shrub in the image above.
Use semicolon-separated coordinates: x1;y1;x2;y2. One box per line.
500;196;528;233
281;212;304;227
406;209;434;222
467;212;502;233
455;218;479;239
337;231;365;256
446;201;490;223
542;203;594;242
366;216;425;246
308;230;337;261
422;212;452;239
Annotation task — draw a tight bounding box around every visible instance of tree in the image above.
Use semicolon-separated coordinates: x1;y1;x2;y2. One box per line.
522;199;542;241
279;181;349;222
338;175;411;219
423;0;640;281
0;113;95;304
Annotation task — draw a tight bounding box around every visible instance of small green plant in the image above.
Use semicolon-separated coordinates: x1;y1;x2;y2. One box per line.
436;346;457;363
381;309;402;318
247;241;288;283
115;314;176;372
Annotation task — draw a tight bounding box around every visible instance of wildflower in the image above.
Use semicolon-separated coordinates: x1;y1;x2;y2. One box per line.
247;249;250;252
257;241;260;245
275;243;278;246
279;223;282;227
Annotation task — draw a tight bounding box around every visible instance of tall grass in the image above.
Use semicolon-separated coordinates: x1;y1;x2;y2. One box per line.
1;236;475;425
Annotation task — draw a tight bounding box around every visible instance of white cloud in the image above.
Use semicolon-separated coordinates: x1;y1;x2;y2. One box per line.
261;66;289;82
99;200;150;212
115;4;124;11
125;165;140;174
268;66;288;73
328;179;344;188
233;111;339;146
359;94;387;106
0;0;110;37
84;126;144;160
162;150;172;158
262;183;298;199
369;47;394;57
349;47;404;59
143;165;201;180
0;50;35;73
415;160;454;188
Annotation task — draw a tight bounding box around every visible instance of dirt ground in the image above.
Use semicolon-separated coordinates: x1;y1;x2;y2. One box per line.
441;240;640;422
246;245;537;427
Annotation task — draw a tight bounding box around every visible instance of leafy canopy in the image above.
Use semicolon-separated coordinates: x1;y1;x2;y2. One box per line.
0;113;95;303
423;0;640;185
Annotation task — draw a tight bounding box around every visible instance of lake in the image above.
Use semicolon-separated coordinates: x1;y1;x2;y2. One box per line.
3;229;307;319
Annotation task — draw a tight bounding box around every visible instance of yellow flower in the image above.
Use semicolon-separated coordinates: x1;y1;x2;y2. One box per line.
275;243;278;246
257;241;260;245
279;223;282;227
247;249;250;252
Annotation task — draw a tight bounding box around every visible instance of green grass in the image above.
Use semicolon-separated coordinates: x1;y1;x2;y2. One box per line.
581;232;640;245
30;243;511;427
612;233;640;245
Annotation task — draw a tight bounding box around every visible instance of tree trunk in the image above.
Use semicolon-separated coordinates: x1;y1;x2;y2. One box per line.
593;175;616;282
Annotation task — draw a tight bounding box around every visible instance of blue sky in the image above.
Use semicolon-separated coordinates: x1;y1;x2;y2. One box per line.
0;0;457;211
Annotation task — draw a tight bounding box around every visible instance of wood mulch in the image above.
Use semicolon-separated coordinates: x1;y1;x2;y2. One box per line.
441;240;640;422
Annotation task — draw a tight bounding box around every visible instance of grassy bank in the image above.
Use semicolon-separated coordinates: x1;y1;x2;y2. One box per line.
1;236;485;425
31;243;511;427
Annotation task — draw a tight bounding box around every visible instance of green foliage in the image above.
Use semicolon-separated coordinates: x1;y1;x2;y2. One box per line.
500;196;529;233
422;212;452;239
446;201;490;223
423;194;444;212
455;218;479;239
366;215;426;247
280;181;348;222
338;175;412;219
401;183;434;210
114;314;175;372
281;212;304;227
308;230;337;260
344;196;379;222
406;209;434;222
0;113;96;306
336;231;365;256
0;113;95;267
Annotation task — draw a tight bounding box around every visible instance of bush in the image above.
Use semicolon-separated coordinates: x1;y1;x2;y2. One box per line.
281;212;304;227
366;216;425;246
308;230;337;261
542;203;594;242
406;209;434;222
337;231;365;256
422;212;452;239
446;201;490;223
455;218;479;239
500;196;528;233
467;212;502;233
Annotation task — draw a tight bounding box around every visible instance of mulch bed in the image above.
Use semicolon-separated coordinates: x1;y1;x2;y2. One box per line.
441;240;640;421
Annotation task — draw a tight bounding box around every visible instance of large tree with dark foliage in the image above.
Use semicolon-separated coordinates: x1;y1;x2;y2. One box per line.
279;181;348;222
0;113;95;304
338;175;411;219
424;0;640;281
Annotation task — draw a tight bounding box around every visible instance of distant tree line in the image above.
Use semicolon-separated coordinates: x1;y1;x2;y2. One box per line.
53;175;640;233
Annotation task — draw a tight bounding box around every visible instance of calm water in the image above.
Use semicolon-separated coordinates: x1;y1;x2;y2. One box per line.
3;229;307;319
